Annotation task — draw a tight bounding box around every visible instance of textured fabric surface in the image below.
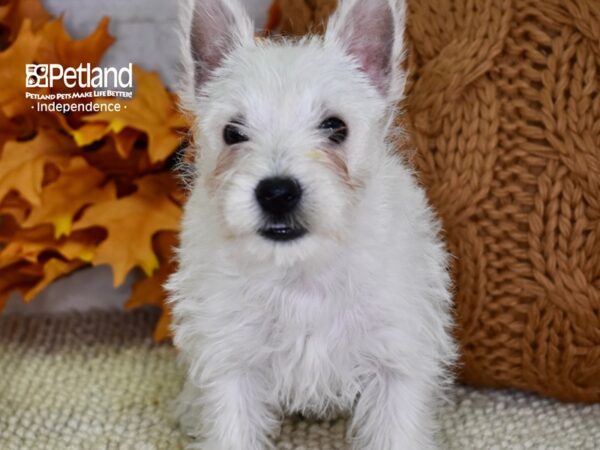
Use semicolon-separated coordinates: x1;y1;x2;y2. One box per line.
1;310;599;450
271;0;600;402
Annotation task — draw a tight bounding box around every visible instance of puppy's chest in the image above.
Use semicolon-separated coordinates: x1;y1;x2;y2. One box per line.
265;296;365;413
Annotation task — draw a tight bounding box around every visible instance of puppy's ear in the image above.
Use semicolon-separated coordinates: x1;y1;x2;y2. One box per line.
325;0;405;102
189;0;254;88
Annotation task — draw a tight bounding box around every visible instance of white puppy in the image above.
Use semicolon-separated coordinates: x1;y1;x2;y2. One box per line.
167;0;457;448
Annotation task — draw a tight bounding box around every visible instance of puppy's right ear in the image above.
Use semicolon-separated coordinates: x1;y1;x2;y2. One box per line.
188;0;254;88
325;0;405;103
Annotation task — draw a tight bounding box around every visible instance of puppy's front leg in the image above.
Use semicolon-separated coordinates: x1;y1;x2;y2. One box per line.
188;372;280;450
349;373;440;450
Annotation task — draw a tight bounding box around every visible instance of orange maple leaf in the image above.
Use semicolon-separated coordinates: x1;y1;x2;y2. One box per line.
0;129;75;205
36;17;114;68
81;67;189;163
128;271;174;341
71;124;141;159
0;110;19;148
154;307;173;342
0;224;102;269
0;192;30;223
0;214;19;240
0;0;189;335
73;173;181;287
0;0;50;43
0;20;40;117
22;157;112;237
80;138;154;178
127;230;178;341
23;258;86;301
0;262;42;311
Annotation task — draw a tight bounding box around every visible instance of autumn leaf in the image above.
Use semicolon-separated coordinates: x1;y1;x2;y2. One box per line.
0;224;52;261
0;129;75;205
0;0;50;44
0;0;188;341
0;191;30;223
0;20;40;117
82;67;189;163
154;307;173;342
57;112;145;165
0;225;101;269
111;128;141;158
73;173;181;287
129;270;174;340
126;230;177;309
2;109;48;143
53;230;104;262
23;258;86;301
127;230;177;341
80;138;154;177
0;214;19;241
67;122;105;145
0;110;19;147
22;157;112;237
71;124;142;159
127;267;169;311
0;262;42;311
265;1;283;32
36;17;114;68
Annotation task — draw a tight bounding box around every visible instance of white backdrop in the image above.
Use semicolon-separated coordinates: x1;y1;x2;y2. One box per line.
41;0;272;88
5;0;272;314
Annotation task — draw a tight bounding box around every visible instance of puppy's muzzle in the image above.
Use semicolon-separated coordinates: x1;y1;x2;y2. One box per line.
255;177;307;242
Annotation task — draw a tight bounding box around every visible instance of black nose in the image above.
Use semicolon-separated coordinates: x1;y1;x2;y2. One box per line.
255;177;302;216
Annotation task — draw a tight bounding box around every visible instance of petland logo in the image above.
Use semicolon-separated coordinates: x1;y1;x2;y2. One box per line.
25;63;134;113
26;63;133;89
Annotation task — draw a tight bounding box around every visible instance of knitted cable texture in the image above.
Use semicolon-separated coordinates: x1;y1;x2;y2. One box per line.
272;0;600;402
1;309;600;449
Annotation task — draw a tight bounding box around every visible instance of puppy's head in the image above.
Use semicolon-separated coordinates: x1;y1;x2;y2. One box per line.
184;0;406;266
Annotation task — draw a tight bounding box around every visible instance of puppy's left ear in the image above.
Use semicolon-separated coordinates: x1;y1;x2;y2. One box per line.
325;0;406;103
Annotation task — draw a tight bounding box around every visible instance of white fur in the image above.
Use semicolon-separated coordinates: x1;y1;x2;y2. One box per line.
167;0;457;448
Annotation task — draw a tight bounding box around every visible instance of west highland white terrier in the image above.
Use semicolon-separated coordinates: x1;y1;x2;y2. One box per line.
167;0;457;448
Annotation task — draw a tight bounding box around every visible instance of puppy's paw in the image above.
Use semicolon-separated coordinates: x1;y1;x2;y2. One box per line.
177;412;201;439
172;381;203;438
185;438;219;450
187;438;271;450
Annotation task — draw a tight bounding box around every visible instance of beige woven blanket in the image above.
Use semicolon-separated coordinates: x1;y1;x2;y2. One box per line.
0;310;598;450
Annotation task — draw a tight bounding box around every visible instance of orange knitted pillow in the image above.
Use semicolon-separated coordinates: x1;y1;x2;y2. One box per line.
271;0;600;402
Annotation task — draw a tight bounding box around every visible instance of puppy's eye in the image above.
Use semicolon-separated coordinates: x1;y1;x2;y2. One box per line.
223;123;249;145
319;117;348;144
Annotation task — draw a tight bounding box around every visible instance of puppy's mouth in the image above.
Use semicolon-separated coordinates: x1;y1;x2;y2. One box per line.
259;223;307;242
